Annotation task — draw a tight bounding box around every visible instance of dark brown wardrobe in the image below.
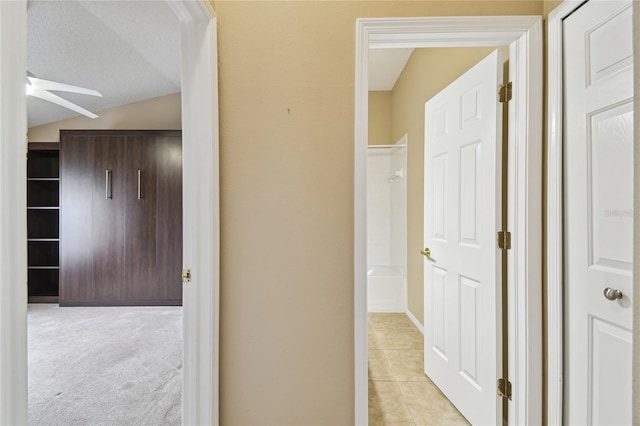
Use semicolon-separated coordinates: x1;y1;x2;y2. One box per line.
59;130;182;306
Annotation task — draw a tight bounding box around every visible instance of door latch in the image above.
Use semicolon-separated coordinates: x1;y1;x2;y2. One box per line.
182;268;192;283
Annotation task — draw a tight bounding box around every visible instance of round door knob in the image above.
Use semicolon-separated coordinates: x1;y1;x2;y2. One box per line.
420;248;431;258
603;287;623;301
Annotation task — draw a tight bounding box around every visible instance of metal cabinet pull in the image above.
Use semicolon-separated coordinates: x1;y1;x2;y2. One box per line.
137;170;143;200
105;170;112;199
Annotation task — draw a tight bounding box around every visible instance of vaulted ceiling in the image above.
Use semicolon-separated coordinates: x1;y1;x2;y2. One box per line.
27;0;181;128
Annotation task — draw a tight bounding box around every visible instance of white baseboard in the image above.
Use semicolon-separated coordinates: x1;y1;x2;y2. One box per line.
405;309;424;335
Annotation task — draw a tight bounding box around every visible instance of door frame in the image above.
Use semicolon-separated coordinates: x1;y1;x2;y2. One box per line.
0;1;219;424
354;16;543;425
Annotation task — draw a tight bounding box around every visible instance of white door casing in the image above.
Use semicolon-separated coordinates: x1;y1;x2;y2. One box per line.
423;49;503;425
0;1;219;424
563;1;634;424
354;17;542;425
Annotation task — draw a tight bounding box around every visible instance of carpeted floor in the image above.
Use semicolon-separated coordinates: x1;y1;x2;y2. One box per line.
28;304;182;426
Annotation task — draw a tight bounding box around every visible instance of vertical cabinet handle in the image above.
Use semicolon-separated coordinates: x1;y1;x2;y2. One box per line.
105;170;112;199
137;170;143;200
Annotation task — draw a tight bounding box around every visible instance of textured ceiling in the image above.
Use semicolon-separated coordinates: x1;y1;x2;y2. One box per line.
27;0;181;128
368;48;414;91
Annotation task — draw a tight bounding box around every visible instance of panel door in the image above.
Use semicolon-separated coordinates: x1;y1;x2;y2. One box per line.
91;136;127;302
564;1;634;424
60;135;95;303
154;133;182;302
423;49;503;425
125;136;158;301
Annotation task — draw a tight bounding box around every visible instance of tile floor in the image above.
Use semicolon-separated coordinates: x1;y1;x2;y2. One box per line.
368;313;469;426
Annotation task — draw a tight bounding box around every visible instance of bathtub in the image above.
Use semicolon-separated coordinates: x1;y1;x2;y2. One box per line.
367;266;406;312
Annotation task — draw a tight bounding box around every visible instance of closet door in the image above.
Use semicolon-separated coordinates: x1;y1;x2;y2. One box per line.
59;135;94;303
60;134;126;304
92;136;127;302
125;135;158;301
155;133;182;303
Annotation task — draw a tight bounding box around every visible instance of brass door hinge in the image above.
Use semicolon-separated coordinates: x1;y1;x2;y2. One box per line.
497;378;512;400
499;82;513;103
497;231;511;250
182;268;192;283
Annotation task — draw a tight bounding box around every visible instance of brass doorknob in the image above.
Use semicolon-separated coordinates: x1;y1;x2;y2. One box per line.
420;248;431;258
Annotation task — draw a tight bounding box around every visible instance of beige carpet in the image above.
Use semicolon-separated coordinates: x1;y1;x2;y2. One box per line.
28;304;182;426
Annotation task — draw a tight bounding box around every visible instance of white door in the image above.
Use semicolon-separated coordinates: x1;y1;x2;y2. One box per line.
423;49;503;425
564;0;634;424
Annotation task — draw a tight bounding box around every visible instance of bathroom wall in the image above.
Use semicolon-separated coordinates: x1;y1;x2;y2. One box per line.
367;148;392;266
389;139;407;274
368;91;392;146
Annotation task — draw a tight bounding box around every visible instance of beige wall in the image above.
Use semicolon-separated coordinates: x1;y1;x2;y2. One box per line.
389;47;502;326
543;0;563;16
214;1;541;424
368;91;392;146
27;92;181;142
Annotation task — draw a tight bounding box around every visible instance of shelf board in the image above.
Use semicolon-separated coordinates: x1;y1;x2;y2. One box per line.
27;177;59;181
27;206;59;210
28;296;59;304
28;266;60;270
28;238;59;242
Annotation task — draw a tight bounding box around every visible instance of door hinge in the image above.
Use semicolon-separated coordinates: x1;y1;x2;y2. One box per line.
497;231;511;250
182;268;192;284
497;378;512;400
499;81;512;103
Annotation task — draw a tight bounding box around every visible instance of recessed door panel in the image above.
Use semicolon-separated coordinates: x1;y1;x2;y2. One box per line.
432;266;448;360
588;102;633;273
459;274;480;389
459;141;481;246
433;154;448;241
589;317;632;425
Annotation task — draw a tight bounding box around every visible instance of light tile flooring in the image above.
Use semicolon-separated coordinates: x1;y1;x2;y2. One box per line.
368;313;469;426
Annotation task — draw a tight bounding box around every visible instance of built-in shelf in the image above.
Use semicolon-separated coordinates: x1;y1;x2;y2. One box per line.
27;143;60;303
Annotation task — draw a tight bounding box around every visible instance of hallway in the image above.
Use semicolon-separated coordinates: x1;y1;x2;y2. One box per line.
368;313;469;425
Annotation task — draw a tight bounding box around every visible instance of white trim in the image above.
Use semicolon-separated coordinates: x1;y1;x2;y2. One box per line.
355;16;543;426
0;2;28;425
167;1;219;424
546;2;588;425
405;309;424;335
0;1;220;424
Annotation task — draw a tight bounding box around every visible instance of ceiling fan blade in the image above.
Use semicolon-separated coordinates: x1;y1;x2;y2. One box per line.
27;77;102;97
29;90;99;119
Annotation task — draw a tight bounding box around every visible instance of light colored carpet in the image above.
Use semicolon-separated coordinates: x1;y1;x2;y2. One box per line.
28;304;182;426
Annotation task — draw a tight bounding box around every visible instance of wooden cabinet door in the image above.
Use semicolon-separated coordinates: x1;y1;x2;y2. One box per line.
60;134;126;304
125;135;158;301
60;135;94;303
92;136;127;302
60;131;181;306
154;133;182;303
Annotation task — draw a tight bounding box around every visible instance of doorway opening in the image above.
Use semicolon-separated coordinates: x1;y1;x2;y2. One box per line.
0;1;219;424
355;16;543;425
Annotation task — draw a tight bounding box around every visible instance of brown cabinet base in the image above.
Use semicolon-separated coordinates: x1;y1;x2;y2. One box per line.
59;299;182;307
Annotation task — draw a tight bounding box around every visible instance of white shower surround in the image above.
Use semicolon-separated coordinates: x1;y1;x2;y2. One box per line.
366;135;407;312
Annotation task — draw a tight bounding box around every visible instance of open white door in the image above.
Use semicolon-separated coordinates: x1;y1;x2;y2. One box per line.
423;49;503;425
564;0;634;424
